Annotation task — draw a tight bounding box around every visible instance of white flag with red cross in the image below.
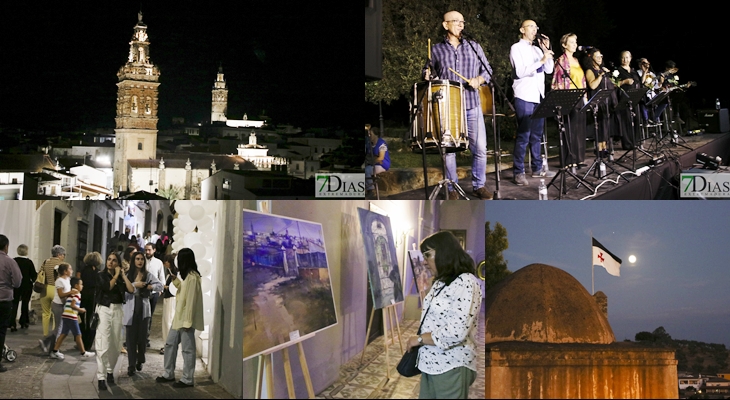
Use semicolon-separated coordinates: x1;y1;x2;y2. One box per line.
592;237;621;277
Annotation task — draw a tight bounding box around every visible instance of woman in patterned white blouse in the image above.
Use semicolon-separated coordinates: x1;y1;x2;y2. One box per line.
405;231;482;399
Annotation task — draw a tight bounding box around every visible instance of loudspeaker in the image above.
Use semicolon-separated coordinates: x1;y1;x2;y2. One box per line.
697;108;730;133
365;0;382;81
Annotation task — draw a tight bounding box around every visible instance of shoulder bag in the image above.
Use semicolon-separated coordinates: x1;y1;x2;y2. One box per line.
33;268;46;293
397;283;447;377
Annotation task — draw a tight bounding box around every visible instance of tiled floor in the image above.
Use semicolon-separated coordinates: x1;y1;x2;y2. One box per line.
317;300;485;399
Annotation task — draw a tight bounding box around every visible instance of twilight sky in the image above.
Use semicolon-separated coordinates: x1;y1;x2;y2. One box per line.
1;1;359;131
486;201;730;347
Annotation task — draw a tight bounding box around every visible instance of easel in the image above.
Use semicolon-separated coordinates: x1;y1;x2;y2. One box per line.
407;278;427;307
360;302;404;381
254;333;316;399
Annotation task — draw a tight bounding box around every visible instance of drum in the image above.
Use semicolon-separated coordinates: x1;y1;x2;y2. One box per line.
411;80;468;153
479;84;493;115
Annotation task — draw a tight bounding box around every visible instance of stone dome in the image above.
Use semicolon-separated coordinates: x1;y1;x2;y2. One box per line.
485;263;615;344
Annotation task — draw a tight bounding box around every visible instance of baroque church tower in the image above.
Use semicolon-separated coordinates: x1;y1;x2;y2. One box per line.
113;12;160;195
211;65;228;122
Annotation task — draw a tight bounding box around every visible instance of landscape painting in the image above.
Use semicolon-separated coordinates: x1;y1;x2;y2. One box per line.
242;209;337;361
357;208;404;310
408;250;433;295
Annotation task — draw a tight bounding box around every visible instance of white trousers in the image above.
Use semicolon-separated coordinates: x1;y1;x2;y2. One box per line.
162;297;176;344
95;303;124;381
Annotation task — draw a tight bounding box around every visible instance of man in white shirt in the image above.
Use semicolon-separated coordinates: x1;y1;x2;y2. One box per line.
150;231;160;246
144;243;165;347
510;20;555;186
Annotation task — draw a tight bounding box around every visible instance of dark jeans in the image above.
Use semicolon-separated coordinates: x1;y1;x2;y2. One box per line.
513;98;545;174
147;292;159;343
0;300;12;353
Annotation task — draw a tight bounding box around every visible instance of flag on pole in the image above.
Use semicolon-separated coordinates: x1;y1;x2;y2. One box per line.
592;237;621;277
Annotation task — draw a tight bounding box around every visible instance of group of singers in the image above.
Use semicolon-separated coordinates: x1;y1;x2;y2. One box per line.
364;10;687;200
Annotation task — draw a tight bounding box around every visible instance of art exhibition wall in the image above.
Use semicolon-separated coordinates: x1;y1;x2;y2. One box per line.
241;200;450;398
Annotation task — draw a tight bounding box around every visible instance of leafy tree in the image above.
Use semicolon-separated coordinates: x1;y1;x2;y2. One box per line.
652;326;672;343
635;331;654;342
365;0;547;106
485;221;511;290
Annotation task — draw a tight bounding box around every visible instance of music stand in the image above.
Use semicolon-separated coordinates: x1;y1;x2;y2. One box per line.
659;90;692;152
644;90;670;153
580;89;625;182
533;89;593;199
615;87;652;171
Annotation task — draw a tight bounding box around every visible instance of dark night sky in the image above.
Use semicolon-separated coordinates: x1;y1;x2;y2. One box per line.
1;1;360;132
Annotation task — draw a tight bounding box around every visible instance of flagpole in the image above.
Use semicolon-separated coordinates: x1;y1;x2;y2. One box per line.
590;232;594;295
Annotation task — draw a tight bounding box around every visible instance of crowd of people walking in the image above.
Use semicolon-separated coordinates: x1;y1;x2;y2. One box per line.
0;230;204;392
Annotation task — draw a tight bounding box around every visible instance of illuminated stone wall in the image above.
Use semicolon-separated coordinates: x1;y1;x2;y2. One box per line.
486;342;678;399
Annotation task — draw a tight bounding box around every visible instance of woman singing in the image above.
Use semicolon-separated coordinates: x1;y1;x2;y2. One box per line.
404;231;482;399
614;51;642;149
584;48;618;159
551;33;588;168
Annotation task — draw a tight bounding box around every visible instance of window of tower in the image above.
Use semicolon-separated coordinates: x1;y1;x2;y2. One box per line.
138;142;143;151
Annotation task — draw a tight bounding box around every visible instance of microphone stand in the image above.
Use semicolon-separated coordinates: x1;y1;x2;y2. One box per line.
461;32;515;199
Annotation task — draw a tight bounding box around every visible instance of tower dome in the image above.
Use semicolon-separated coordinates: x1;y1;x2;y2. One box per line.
485;263;615;344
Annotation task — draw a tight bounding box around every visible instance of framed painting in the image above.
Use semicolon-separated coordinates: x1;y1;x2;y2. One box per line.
407;249;433;295
242;209;338;361
357;208;404;309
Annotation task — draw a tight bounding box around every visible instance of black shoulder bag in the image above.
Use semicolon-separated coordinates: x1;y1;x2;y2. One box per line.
397;283;447;377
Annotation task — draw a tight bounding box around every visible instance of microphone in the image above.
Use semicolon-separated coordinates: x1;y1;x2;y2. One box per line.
577;45;593;52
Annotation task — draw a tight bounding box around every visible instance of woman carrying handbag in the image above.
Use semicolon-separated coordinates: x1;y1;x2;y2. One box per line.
403;231;482;399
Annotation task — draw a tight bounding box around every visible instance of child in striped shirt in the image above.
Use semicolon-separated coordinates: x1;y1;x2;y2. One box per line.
50;277;95;359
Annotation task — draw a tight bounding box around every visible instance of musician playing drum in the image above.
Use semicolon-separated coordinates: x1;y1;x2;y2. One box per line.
423;10;493;200
510;20;555;186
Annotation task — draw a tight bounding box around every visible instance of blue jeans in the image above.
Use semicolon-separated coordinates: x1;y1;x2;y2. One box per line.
445;107;487;190
163;328;196;385
513;98;544;175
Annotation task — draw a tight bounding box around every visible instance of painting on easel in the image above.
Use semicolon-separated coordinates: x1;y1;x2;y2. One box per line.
242;209;338;361
357;208;404;310
407;250;433;295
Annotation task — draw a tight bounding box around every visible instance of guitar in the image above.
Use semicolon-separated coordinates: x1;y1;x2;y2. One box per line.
667;81;697;92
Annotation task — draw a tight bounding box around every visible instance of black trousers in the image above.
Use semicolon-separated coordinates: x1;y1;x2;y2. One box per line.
0;300;12;353
11;290;31;328
79;290;97;350
126;298;148;370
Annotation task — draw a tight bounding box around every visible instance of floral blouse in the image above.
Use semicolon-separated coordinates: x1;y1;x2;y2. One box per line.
417;273;482;375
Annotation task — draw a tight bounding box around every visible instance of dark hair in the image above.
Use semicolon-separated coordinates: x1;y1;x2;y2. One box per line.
0;234;8;251
123;247;135;264
419;231;475;285
665;60;676;69
163;254;178;275
177;248;199;280
58;263;71;276
70;277;81;288
128;250;148;281
105;251;122;274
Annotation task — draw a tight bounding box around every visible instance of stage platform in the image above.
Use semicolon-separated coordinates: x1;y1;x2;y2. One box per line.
376;132;730;200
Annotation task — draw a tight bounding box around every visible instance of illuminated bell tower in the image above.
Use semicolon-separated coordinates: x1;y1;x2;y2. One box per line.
113;11;161;196
211;65;228;122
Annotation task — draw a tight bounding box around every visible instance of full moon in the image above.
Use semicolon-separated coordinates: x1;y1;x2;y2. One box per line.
629;255;636;263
